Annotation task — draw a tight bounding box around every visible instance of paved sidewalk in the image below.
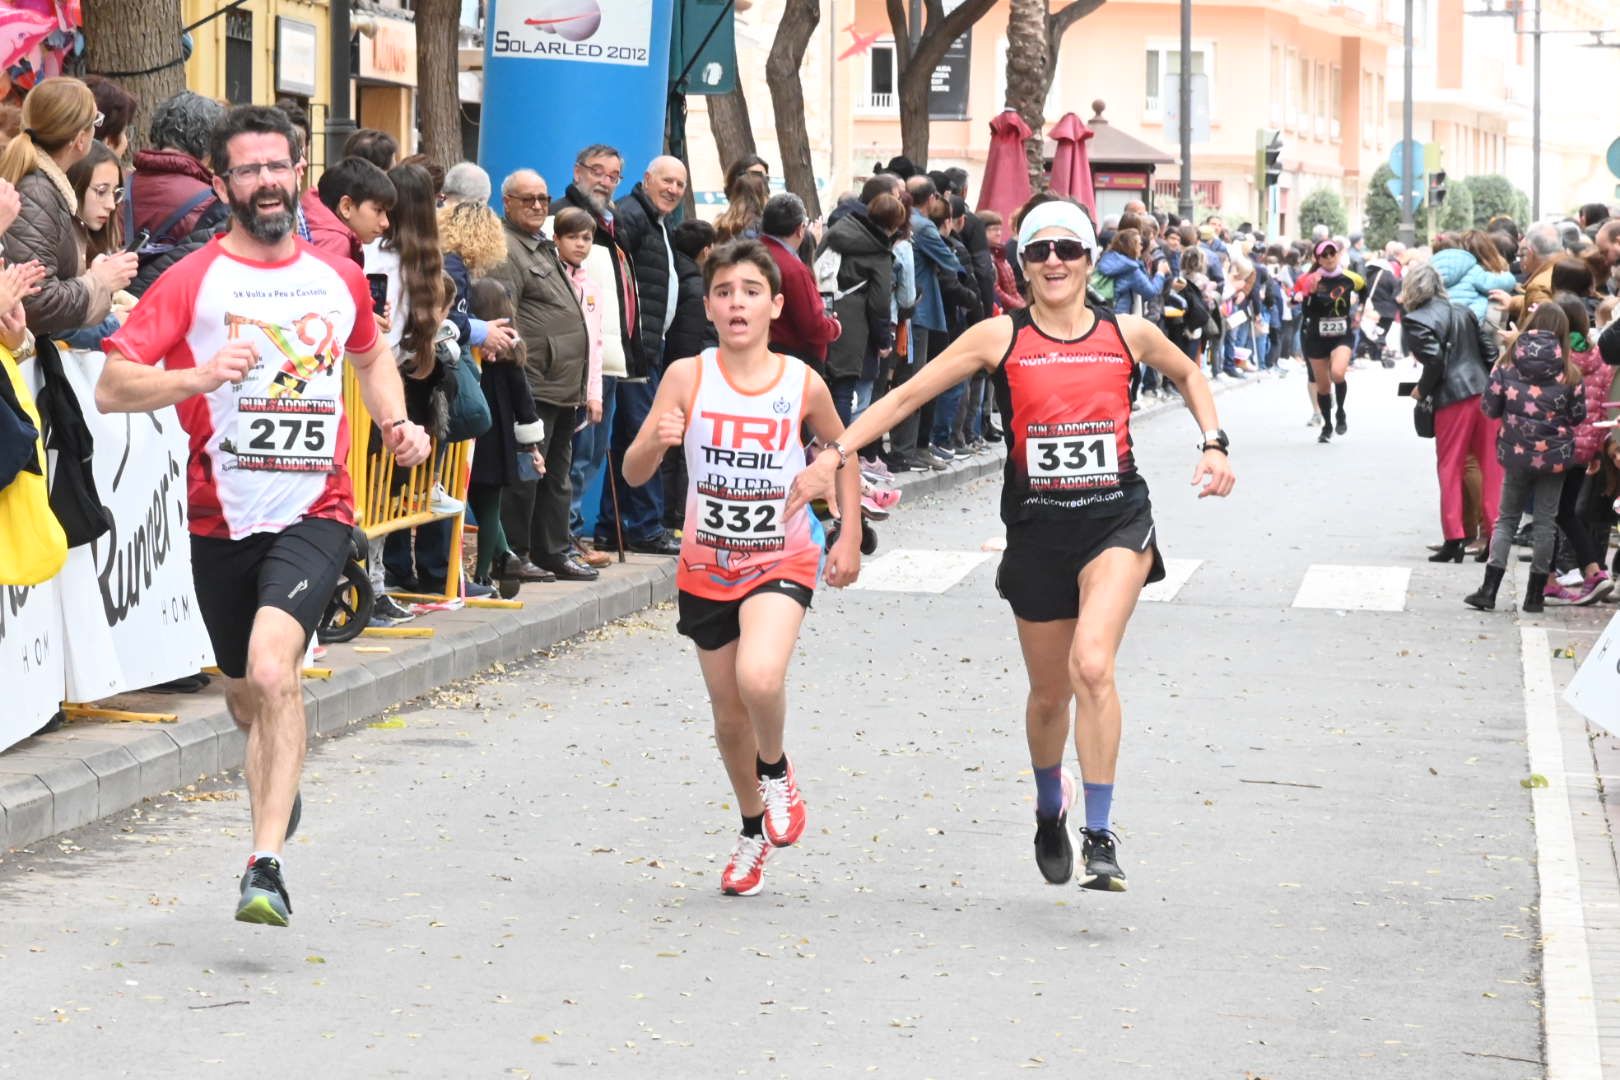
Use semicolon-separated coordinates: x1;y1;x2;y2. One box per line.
0;448;1007;855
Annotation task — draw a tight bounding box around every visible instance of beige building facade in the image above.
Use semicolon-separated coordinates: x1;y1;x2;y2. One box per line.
684;0;1617;235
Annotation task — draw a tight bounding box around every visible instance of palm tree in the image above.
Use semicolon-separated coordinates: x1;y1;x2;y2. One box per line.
1002;0;1107;191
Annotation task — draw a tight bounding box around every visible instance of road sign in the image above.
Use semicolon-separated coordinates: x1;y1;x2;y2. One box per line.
1386;177;1424;207
1162;73;1210;144
1388;139;1425;190
1607;137;1620;180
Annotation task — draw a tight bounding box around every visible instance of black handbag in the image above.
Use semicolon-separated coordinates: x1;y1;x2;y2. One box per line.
1413;395;1436;438
32;337;113;546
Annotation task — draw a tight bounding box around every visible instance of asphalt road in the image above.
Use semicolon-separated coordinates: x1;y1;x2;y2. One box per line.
0;362;1549;1078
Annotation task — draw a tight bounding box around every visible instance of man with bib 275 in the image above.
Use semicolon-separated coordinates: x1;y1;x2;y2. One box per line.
97;106;430;926
791;201;1234;893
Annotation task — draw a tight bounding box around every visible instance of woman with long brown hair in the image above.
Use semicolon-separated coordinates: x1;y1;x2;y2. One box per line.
714;171;767;244
0;77;136;335
60;139;129;349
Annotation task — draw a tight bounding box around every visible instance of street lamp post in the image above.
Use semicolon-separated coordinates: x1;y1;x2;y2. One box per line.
1177;0;1193;221
1531;0;1541;219
1400;0;1415;245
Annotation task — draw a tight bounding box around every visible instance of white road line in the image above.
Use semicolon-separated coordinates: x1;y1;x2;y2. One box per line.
1520;626;1603;1079
1290;564;1410;612
1140;558;1202;604
849;549;994;594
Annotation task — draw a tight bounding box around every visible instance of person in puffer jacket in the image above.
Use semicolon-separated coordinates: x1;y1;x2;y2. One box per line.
1430;232;1516;320
1542;294;1616;605
1467;304;1589;613
1095;228;1167;314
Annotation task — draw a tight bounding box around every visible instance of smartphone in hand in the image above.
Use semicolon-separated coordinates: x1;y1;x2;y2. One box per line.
366;273;390;316
125;228;151;253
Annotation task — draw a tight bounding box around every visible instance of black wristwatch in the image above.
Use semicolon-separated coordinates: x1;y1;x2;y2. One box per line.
1199;427;1229;454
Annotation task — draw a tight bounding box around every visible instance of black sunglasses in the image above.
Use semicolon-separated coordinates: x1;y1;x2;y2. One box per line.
1022;239;1089;264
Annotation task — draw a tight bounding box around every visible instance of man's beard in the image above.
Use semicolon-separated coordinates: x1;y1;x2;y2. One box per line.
579;185;611;215
229;183;297;243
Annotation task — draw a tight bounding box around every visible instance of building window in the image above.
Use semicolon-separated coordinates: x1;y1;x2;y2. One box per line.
860;40;897;113
1295;56;1311;132
225;9;254;105
1144;45;1209;116
1329;64;1341;139
1269;45;1283;127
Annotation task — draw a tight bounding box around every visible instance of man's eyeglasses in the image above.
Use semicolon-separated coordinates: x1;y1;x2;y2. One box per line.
221;160;296;184
583;163;622;185
506;193;551;208
1022;238;1089;264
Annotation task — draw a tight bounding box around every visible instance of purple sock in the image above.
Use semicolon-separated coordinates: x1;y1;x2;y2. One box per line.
1083;782;1114;833
1034;763;1065;819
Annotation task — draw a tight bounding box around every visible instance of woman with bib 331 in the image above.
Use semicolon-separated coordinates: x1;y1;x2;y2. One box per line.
789;201;1234;893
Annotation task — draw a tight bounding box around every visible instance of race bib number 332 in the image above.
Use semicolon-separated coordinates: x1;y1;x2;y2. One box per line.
234;397;339;472
694;482;786;552
1025;420;1120;491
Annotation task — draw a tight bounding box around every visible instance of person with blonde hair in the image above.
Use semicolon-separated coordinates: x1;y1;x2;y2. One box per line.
0;77;136;335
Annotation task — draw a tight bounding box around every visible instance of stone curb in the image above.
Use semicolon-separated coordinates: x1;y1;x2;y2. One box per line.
0;449;1002;854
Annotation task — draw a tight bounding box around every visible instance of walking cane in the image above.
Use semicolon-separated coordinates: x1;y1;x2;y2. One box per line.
605;455;627;564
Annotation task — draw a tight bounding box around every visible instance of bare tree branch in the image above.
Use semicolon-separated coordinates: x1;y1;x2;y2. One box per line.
766;0;822;217
1046;0;1105;70
885;0;913;69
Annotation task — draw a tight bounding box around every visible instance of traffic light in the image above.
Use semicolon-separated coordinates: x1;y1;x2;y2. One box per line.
1429;169;1448;207
1264;131;1283;188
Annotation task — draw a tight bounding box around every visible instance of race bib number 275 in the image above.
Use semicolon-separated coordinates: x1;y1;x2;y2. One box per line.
233;396;340;472
1025;420;1120;491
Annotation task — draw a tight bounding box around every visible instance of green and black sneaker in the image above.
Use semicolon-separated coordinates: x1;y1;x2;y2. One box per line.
235;855;292;926
1078;828;1128;893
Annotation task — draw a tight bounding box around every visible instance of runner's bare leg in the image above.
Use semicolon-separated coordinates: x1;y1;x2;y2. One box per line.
224;607;307;854
696;639;764;818
733;591;807;764
1069;547;1154;785
1015;617;1078;769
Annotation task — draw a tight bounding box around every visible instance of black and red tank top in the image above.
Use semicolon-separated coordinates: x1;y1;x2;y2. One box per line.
991;306;1148;525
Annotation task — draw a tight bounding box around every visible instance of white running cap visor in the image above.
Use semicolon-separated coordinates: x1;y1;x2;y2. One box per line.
1017;202;1098;260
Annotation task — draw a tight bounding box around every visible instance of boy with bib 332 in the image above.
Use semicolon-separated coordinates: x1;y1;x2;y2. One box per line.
623;239;863;896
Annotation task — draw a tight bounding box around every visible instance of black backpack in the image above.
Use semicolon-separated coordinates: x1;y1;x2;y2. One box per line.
123;187;216;274
32;337;113;547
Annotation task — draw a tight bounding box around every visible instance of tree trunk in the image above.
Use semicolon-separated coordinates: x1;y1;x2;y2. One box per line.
414;0;463;168
1004;0;1049;191
81;0;186;155
707;84;756;175
766;0;821;218
885;0;998;169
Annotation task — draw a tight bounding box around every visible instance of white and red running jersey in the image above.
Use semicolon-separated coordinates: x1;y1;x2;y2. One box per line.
675;349;825;601
106;236;378;540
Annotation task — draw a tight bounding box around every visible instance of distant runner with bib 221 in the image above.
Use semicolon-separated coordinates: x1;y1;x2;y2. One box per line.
789;200;1234;894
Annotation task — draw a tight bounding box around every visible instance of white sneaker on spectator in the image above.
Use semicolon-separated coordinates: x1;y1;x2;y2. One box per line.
430;483;464;515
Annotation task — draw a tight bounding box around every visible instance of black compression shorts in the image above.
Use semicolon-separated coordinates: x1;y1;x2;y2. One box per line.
995;500;1166;622
677;579;813;652
191;516;352;678
1302;333;1354;358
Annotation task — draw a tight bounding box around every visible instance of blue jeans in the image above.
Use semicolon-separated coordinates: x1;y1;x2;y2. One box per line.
569;374;618;538
1225;322;1252;371
931;379;967;447
852;378;876;421
598;373;664;541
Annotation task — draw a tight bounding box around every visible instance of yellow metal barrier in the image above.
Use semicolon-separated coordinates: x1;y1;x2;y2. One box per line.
343;364;473;600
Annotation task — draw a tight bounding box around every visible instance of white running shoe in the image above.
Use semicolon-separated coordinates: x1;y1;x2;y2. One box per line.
430;483;464;515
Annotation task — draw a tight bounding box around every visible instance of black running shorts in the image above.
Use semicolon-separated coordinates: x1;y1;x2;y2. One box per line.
1302;333;1354;359
995;501;1166;623
677;579;813;652
191;516;352;678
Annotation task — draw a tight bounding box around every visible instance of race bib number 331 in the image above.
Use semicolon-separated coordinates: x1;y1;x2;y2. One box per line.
1025;420;1120;491
234;396;339;472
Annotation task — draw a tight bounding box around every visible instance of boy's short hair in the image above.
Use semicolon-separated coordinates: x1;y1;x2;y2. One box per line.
316;156;397;214
671;218;716;260
553;206;596;238
702;239;781;296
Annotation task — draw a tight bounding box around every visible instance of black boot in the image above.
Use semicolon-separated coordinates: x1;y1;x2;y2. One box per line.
1523;572;1548;614
1465;565;1505;611
1428;539;1466;563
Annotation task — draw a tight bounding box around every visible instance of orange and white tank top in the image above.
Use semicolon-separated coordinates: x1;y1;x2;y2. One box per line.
676;349;825;600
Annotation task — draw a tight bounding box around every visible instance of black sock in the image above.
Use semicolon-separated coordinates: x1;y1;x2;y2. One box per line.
756;754;787;780
1317;392;1333;421
1335;382;1348;411
741;812;764;837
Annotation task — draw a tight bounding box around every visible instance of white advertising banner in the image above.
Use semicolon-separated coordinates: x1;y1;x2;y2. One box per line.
490;0;654;66
53;350;212;701
1566;611;1620;737
0;577;65;749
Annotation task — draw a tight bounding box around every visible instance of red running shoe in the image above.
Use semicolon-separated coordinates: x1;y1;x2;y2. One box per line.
759;756;807;847
721;832;771;896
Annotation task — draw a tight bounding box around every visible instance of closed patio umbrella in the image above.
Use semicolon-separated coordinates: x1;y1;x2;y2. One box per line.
1048;112;1096;218
976;110;1033;223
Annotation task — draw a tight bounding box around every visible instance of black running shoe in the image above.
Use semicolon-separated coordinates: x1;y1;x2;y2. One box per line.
235;855;292;925
1033;767;1076;883
1079;828;1128;892
1335;411;1347;435
1317;425;1332;444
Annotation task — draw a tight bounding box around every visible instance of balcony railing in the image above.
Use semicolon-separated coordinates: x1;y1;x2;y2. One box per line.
860;92;896;113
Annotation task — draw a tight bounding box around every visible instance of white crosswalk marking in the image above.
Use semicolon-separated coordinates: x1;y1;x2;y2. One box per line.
849;549;994;594
1291;564;1411;612
1140;558;1202;603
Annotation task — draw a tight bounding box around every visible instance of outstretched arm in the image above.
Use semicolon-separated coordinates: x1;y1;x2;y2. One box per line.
785;315;1012;516
801;375;862;587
